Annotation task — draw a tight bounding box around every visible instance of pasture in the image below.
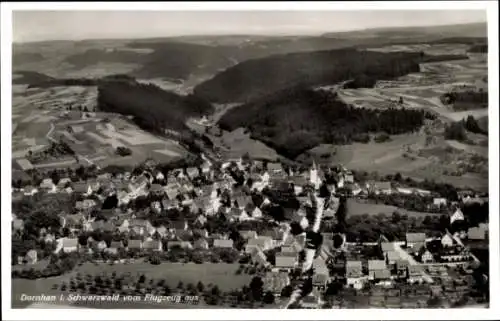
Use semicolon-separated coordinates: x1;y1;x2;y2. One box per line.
208;127;281;161
347;199;441;218
12;262;250;308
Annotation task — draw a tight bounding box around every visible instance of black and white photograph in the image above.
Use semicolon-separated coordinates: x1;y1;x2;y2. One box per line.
1;1;498;320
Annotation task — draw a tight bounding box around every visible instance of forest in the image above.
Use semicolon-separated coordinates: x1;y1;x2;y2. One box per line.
193;48;467;103
218;88;429;158
97;79;214;133
440;90;488;111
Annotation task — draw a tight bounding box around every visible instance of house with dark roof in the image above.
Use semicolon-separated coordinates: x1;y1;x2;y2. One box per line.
194;238;209;250
149;184;164;196
267;162;283;174
167;240;193;250
395;260;409;278
23;185;38;196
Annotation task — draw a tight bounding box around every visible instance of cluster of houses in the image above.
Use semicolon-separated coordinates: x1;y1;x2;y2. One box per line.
11;152;487;308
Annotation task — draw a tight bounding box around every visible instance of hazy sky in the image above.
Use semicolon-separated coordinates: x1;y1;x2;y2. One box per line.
13;10;487;43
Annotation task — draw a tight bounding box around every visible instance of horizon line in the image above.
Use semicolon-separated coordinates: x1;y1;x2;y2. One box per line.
13;21;487;45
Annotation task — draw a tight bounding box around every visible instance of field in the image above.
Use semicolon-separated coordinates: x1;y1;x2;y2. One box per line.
12;262;250;309
11;84;190;170
347;199;441;218
206;127;281;161
320;44;489;191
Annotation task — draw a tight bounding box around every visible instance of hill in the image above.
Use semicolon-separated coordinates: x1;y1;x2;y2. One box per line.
97;79;214;133
322;22;487;39
218;88;428;158
193;48;467;103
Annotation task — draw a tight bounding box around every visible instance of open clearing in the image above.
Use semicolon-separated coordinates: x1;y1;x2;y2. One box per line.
347;199;441;218
12;262;249;308
207;127;281;161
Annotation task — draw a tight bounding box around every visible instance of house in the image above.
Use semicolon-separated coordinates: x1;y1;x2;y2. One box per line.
245;236;274;253
396;187;414;195
57;177;72;190
149;184;164;196
143;240;163;252
420;249;434;263
368;260;390;280
186;167;200;180
275;252;297;271
62;238;79;253
240;230;258;240
433;198;447;207
72;181;91;195
408;265;425;284
468;226;486;240
12;219;24;232
406;232;426;249
25;249;38;264
369;181;392;195
441;231;456;247
194;238;209;250
127;240;143;251
395;260;409;278
386;251;400;265
170;220;188;232
250;247;269;267
213;239;234;249
39;178;56;193
267;162;283;174
301;293;321;309
23;186;38;196
263;272;290;296
346;261;364;289
450;208;465;224
167;240;193;250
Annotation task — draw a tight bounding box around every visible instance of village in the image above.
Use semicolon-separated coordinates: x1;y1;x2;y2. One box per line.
11;153;489;309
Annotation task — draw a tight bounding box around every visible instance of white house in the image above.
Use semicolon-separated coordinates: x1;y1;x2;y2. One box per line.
450;208;465;224
441;231;455;247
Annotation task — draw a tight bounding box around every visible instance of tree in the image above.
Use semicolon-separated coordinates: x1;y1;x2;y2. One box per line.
263;291;275;304
249;276;264;302
177;281;184;290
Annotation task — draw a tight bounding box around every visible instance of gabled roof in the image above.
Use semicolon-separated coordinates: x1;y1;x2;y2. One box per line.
143;240;161;249
110;241;123;249
368;260;386;271
267;162;283;172
62;238;78;248
213;239;234;248
406;233;426;243
127;240;142;249
275;254;296;268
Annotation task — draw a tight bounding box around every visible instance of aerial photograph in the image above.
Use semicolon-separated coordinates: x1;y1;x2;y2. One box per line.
8;8;491;311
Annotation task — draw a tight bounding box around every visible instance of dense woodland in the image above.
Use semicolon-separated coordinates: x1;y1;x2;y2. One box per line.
440;90;488;111
97;80;213;133
219;88;429;158
468;43;488;53
194;48;467;103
